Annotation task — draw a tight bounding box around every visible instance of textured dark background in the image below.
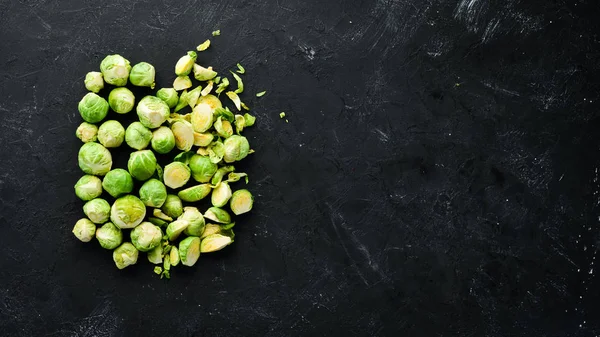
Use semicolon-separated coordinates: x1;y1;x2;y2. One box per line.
0;0;599;336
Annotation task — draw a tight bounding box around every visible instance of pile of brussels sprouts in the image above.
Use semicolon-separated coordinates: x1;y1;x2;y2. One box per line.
72;41;256;278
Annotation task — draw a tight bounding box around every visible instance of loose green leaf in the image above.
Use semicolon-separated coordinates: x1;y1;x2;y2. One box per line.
216;77;229;95
231;71;244;94
256;91;266;97
280;112;286;119
241;102;250;111
196;39;211;51
214;76;221;84
173;151;195;165
154;266;163;275
243;113;256;127
201;81;214;96
226;91;242;111
214;107;235;123
212;30;221;36
236;63;245;74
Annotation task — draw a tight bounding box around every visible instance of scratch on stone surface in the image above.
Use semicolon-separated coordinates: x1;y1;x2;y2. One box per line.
373;128;390;143
453;0;485;32
481;17;500;43
481;80;520;97
298;43;316;61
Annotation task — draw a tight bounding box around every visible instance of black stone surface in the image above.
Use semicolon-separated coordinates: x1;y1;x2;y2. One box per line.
1;0;599;336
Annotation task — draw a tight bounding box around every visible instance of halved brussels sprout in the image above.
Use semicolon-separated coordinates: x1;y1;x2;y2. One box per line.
110;195;146;229
113;242;138;269
131;222;162;252
189;154;218;183
193;64;217;81
197;94;222;111
200;234;233;253
211;182;232;207
147;245;163;264
74;175;103;201
137;96;170;129
139;178;167;207
76;122;98;143
125;122;152;150
83;198;111;224
193;132;214;147
200;223;222;239
170;246;180;266
166;219;189;241
84;71;104;93
214;117;233;138
156;88;179;108
100;54;131;86
72;218;96;242
78;92;109;123
129;62;156;88
243;113;256;127
151;126;176;154
178;184;212;202
191;103;213;132
173;75;192;91
179;236;201;267
204;207;231;224
102;169;134;198
181;206;205;236
128;150;157;181
175;51;197;76
78;142;112;176
108;87;135;114
95;222;123;250
161;194;183;219
223;135;250;163
97;120;125;148
230;189;254;215
163;162;191;189
171;120;194;152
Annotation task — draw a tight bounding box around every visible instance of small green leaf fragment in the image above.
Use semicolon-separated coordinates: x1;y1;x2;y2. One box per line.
226;91;242;111
154;266;163;275
256;91;266;97
215;77;229;95
231;71;244;94
212;30;221;36
241;102;250;111
214;76;221;84
236;63;245;74
196;39;211;51
280;112;286;119
243;113;256;127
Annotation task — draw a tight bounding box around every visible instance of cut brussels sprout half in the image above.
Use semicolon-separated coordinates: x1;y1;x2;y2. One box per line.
193;132;214;147
78;142;112;176
193;64;217;81
170;246;180;266
179;236;201;267
139;178;167;207
201;234;233;253
76;122;98;143
108;87;135;114
113;242;138;269
125;122;152;150
98;120;125;148
163;162;191;189
171;120;194;152
151;126;176;154
178;184;212;202
72;218;96;242
102;168;134;198
131;222;162;252
110;195;146;229
166;219;189;241
230;189;254;215
191;103;214;132
211;182;232;207
83;198;111;224
173;75;192;91
204;207;231;224
175;51;197;76
147;245;163;264
214;117;233;138
100;54;131;87
95;222;123;250
156;88;179;108
74;175;103;201
78;92;109;123
197;94;223;111
84;71;104;93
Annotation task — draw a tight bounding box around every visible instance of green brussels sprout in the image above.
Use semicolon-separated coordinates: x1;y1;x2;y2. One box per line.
161;194;183;218
129;62;156;88
147;245;163;264
151;126;176;154
170;246;180;266
130;222;162;252
84;71;104;93
189;155;218;183
72;218;96;242
97;120;125;148
125;122;152;150
78;142;112;176
83;198;111;224
137;96;170;129
193;64;217;81
230;189;254;215
128;150;157;181
163;162;191;189
181;206;205;237
191;103;213;132
102;169;134;198
197;94;222;111
156;88;179;108
74;175;103;201
110;195;146;229
193;132;213;147
173;76;192;91
211;182;232;207
210;166;235;186
178;184;212;202
139;178;167;207
95;222;123;250
166;219;189;241
108;87;135;114
100;54;131;86
223;135;250;163
78;92;109;123
243;113;256;127
113;242;138;269
179;236;201;266
175;51;197;76
199;223;235;239
201;234;233;253
171;120;194;152
203;207;231;224
76;122;98;143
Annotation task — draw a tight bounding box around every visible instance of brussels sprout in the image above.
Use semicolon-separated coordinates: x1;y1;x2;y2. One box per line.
107;88;135;115
193;132;213;147
193;64;217;81
197;94;223;111
83;198;111;224
170;246;180;266
156;88;179;108
204;207;231;224
179;236;201;267
244;113;256;127
74;175;103;201
173;75;192;91
211;182;232;207
161;194;183;218
208;141;225;164
230;189;254;215
137;96;170;129
75;122;98;143
175;51;197;76
214;117;233;138
171;120;194;152
185;86;202;110
234;114;245;134
191;103;213;133
201;234;233;253
124;122;152;150
128;150;157;181
110;195;146;229
200;223;222;239
181;206;206;237
211;166;235;185
196;40;210;52
196;147;209;156
152;208;173;222
222;135;250;163
97;120;125;148
84;71;104;93
178;184;212;202
130;62;156;88
150;126;175;154
72;218;96;242
102;169;134;198
78;92;109;123
113;242;138;269
100;54;131;86
95;222;123;250
166;219;189;241
189;154;218;183
78;142;112;176
147;245;163;264
130;222;162;252
139;179;167;207
226;91;241;111
163;162;191;189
